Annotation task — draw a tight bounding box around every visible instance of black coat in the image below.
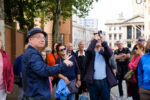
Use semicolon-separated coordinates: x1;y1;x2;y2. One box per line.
75;50;87;80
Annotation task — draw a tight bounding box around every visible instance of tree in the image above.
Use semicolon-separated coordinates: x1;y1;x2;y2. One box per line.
47;0;99;44
4;0;49;31
0;0;5;48
4;0;98;44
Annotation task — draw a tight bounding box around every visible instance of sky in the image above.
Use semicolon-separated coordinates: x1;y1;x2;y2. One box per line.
87;0;133;31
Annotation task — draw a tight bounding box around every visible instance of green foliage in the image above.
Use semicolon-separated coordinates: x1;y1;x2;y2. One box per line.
4;0;98;32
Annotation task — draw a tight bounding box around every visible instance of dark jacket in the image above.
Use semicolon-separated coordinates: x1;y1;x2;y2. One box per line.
84;39;117;88
13;54;23;87
75;50;87;80
22;45;68;100
14;55;23;76
56;56;80;81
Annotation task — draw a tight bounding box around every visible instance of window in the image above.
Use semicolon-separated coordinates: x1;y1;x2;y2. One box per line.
136;25;141;39
114;43;116;47
109;34;112;40
119;27;122;30
114;27;116;30
119;34;122;40
109;27;112;31
109;43;112;46
127;26;132;39
114;34;117;40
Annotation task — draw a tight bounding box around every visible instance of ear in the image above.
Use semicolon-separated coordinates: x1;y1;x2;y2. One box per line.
28;38;32;44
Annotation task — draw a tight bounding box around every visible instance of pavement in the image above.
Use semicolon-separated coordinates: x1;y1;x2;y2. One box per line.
7;81;133;100
110;81;133;100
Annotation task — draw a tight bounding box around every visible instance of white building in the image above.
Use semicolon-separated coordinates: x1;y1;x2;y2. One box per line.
105;16;144;50
132;0;150;40
132;0;144;16
143;0;150;39
73;15;98;30
72;17;98;50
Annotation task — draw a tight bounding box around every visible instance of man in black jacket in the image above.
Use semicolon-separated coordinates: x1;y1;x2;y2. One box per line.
114;41;130;99
75;41;87;100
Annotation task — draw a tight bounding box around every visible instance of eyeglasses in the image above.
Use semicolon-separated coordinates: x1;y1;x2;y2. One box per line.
31;36;46;40
42;54;46;56
134;47;139;50
138;39;145;42
95;45;101;48
59;48;66;52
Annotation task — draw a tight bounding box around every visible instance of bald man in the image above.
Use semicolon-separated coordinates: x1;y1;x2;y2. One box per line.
66;43;76;56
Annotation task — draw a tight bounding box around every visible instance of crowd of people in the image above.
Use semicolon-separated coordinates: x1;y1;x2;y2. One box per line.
1;28;150;100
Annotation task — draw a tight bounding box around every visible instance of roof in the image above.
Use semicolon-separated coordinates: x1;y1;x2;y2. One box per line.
105;15;144;25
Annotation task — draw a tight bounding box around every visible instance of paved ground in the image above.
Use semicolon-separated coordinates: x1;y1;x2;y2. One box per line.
110;81;133;100
7;81;133;100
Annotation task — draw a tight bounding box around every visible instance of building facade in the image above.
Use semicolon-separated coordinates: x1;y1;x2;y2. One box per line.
35;17;72;48
72;21;96;50
144;0;150;39
132;0;144;16
73;15;98;30
105;16;144;50
72;16;98;50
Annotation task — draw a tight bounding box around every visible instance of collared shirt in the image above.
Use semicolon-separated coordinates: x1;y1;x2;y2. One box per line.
78;51;85;56
94;51;106;80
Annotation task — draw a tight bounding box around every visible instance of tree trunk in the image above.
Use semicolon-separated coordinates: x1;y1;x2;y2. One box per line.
0;0;5;49
52;0;61;44
18;0;26;30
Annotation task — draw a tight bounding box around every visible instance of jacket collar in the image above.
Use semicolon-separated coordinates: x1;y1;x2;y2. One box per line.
28;45;40;53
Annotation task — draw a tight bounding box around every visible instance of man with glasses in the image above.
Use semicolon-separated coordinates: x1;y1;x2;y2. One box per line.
114;41;130;100
84;34;117;100
138;36;145;47
22;28;73;100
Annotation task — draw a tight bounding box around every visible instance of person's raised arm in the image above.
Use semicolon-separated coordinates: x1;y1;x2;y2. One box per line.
87;34;100;52
30;54;72;77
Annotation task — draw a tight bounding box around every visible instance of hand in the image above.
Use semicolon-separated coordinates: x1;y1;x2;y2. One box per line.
64;77;70;85
50;77;54;81
113;69;117;76
93;34;100;40
99;34;105;42
76;80;81;88
63;56;73;67
121;54;126;59
122;54;126;57
7;91;11;94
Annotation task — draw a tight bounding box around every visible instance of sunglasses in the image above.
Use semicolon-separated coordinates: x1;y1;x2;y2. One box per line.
134;47;139;50
96;45;101;48
59;48;66;52
138;39;145;42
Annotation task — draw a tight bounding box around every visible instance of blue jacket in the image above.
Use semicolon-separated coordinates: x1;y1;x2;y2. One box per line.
55;79;71;99
84;39;117;88
22;45;68;100
138;51;150;90
13;55;23;76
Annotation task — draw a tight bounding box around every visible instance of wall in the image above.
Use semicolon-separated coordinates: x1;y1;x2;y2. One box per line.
5;26;25;64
